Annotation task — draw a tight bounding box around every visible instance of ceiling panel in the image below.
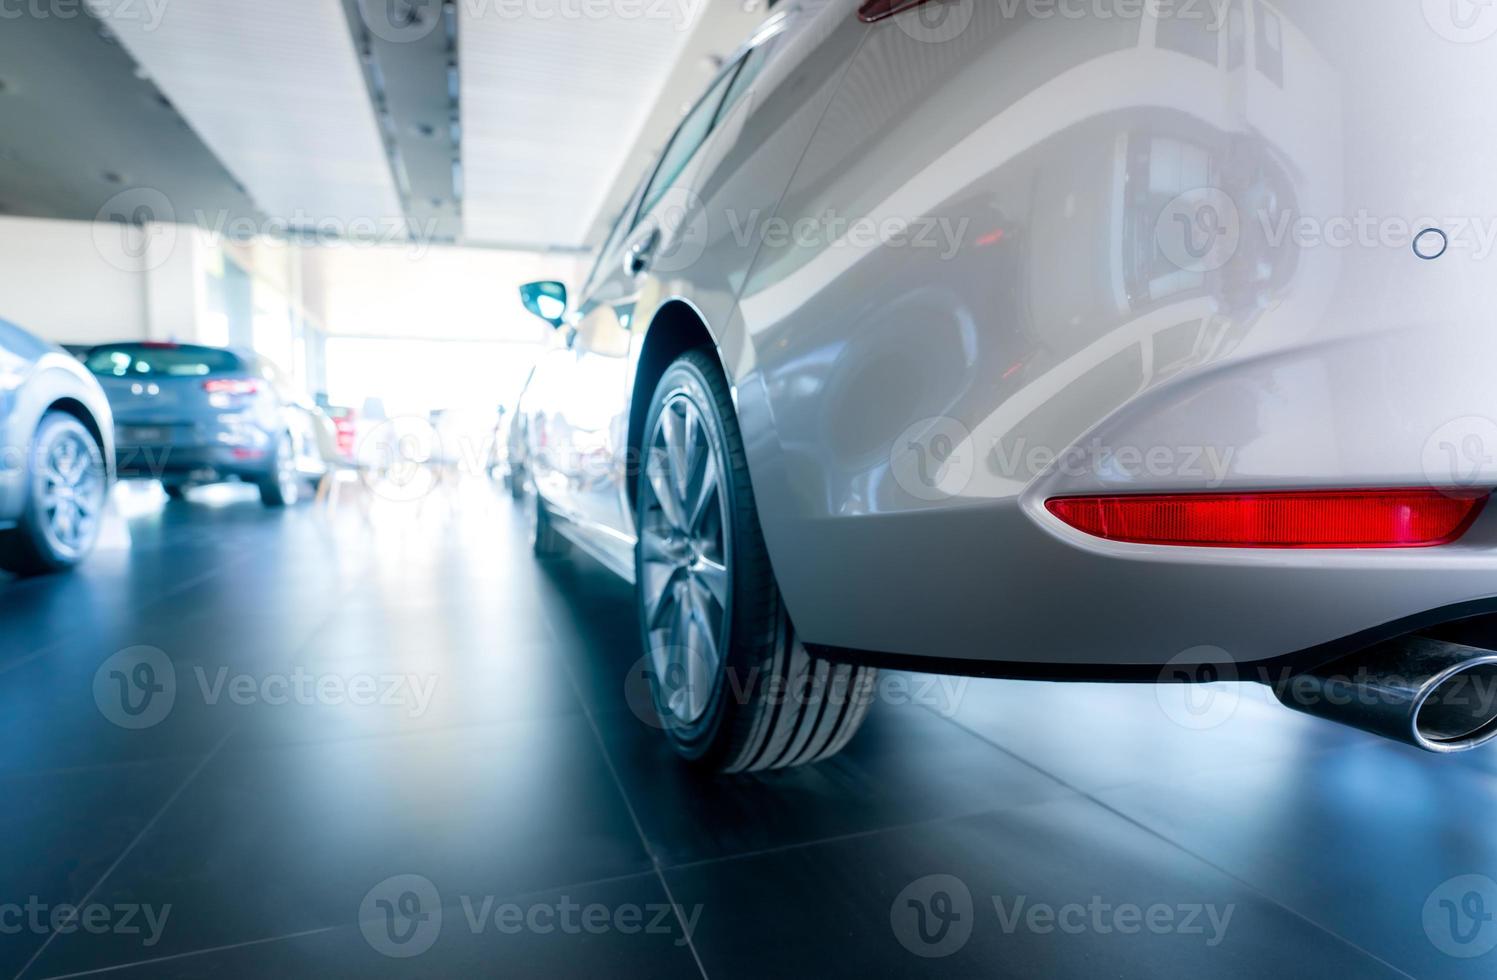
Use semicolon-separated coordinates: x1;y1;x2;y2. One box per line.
461;1;705;249
87;0;404;235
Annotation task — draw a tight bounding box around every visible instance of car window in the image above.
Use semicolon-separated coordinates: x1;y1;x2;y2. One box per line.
715;39;774;129
583;179;647;296
85;343;244;378
636;64;739;220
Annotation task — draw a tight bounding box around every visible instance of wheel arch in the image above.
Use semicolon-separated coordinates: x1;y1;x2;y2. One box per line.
45;397;106;458
625;298;731;517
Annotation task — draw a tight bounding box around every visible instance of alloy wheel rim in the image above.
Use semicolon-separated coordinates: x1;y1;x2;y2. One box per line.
639;390;731;726
40;431;103;555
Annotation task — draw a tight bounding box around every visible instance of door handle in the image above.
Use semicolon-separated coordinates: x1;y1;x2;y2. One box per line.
623;228;661;278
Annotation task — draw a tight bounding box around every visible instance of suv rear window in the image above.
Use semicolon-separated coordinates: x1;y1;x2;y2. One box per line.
85;344;244;378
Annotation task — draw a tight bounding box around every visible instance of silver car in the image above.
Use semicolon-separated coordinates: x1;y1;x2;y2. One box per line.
512;0;1497;769
85;342;325;507
0;319;113;575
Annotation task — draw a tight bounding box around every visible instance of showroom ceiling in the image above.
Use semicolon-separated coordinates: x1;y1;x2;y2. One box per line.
460;0;706;248
95;0;407;236
0;0;767;252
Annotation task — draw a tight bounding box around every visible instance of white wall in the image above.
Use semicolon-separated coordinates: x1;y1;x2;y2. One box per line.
0;216;150;345
300;244;584;343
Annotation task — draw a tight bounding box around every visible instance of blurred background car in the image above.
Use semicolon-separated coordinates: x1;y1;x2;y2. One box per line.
0;318;113;575
320;402;359;459
83;341;326;507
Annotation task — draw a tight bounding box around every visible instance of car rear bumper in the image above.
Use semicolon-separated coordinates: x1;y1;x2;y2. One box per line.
740;322;1497;672
778;496;1497;676
115;444;273;482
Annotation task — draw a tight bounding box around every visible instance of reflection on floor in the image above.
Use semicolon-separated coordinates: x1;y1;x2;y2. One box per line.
1;481;1494;978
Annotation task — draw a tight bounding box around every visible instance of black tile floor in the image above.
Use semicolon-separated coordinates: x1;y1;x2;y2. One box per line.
2;482;1495;978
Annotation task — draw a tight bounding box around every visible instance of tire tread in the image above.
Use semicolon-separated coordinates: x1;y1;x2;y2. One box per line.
647;348;874;773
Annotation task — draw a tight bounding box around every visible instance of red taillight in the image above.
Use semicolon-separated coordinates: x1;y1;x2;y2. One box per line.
203;378;260;396
1045;489;1490;549
859;0;940;22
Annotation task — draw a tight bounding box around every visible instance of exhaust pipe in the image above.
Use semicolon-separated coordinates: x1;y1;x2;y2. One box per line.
1274;636;1497;753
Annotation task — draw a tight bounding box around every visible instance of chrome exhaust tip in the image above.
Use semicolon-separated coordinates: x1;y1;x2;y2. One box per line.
1274;636;1497;753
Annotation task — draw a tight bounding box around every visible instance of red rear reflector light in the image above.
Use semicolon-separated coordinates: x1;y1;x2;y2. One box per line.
203;379;260;396
1045;489;1489;549
859;0;939;22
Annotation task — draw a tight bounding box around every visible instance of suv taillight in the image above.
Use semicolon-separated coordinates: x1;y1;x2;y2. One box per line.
1045;489;1490;549
203;378;260;396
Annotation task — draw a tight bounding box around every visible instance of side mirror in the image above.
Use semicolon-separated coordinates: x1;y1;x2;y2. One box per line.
519;281;569;329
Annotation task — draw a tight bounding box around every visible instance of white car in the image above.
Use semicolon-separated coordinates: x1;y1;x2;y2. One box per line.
511;0;1497;769
0;319;113;575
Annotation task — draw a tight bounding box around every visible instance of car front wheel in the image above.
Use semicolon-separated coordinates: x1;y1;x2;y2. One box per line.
635;348;876;773
0;411;108;576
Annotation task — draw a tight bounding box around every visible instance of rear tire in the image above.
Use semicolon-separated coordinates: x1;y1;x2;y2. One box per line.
635;349;875;773
258;432;299;508
0;412;108;576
